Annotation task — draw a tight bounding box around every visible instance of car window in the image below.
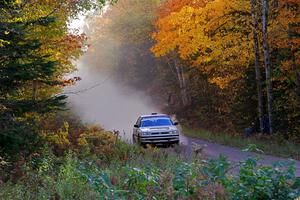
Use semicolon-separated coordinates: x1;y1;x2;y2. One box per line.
140;117;173;127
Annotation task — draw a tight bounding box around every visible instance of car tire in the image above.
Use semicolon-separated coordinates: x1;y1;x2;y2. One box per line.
137;135;141;145
173;141;180;146
132;135;136;143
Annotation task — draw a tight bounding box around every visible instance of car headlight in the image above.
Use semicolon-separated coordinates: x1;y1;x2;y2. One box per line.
170;130;179;134
138;130;150;135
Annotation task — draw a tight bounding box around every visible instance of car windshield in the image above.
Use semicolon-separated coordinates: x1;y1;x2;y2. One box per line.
140;117;173;127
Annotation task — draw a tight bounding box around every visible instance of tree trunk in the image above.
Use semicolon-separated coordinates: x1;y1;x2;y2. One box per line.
291;49;300;104
32;80;38;101
261;0;273;134
165;55;191;107
251;0;264;134
179;64;190;106
174;60;190;107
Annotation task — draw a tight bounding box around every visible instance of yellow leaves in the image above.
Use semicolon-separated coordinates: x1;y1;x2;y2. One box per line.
77;125;117;147
281;60;292;71
207;66;243;89
151;5;209;59
151;0;254;89
152;0;252;61
42;122;71;148
77;136;88;146
209;77;230;89
0;39;10;47
157;0;209;18
75;125;120;157
270;0;300;49
152;0;298;90
295;51;300;65
9;0;86;79
15;0;22;5
269;0;300;88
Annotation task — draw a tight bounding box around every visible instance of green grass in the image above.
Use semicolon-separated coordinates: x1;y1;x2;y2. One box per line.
1;142;299;200
182;127;300;160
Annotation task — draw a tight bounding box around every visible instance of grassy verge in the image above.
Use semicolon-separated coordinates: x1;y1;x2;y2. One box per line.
1;141;299;200
1;111;299;199
182;126;300;160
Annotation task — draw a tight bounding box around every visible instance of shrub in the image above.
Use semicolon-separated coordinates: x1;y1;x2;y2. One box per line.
0;149;299;200
1;113;299;200
226;158;300;200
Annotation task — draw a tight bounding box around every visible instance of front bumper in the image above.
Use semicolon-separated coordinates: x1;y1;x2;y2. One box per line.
139;134;179;144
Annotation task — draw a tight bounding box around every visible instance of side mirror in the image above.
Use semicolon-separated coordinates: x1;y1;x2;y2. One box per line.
173;122;179;126
134;124;139;128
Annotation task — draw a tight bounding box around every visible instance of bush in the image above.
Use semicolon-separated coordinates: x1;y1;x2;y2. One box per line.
226;158;300;200
1;146;299;200
1;113;299;200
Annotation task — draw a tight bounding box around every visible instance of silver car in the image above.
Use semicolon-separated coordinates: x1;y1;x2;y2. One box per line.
133;113;180;146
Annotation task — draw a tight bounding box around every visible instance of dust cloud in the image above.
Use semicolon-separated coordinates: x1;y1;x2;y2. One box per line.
64;50;159;141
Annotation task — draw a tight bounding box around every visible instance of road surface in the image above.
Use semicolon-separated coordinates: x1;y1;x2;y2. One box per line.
179;134;300;176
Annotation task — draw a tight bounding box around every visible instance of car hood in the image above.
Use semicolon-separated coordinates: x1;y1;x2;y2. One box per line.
139;126;178;132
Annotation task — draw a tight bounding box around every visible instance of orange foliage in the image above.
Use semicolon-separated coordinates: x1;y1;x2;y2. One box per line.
157;0;210;18
152;0;300;88
151;0;252;88
270;0;300;50
269;0;300;76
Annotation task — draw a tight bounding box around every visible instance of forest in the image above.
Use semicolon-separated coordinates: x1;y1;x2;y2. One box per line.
92;0;300;137
0;0;300;199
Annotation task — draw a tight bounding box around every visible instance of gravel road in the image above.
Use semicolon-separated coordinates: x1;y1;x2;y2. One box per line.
179;134;300;177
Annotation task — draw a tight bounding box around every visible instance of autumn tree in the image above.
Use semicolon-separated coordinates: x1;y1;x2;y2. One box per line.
151;0;256;126
250;0;264;134
156;0;210;17
0;1;63;154
152;0;254;88
0;0;110;156
151;0;300;137
268;0;300;137
261;0;274;134
270;0;300;102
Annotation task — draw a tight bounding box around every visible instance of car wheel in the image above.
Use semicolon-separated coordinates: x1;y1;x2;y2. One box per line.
137;135;141;145
172;141;179;147
137;136;147;148
132;135;136;143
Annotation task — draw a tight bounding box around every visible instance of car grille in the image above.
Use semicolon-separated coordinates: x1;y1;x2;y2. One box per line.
151;132;170;135
140;133;179;144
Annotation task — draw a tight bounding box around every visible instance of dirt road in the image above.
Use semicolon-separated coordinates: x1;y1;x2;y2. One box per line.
179;134;300;176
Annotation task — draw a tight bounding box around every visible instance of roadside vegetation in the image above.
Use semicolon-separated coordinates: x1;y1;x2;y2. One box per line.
1;0;300;199
92;0;300;144
183;127;300;160
85;0;300;162
1;114;300;200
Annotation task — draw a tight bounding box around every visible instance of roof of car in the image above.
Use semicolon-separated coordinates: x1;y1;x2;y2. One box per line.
140;113;169;118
